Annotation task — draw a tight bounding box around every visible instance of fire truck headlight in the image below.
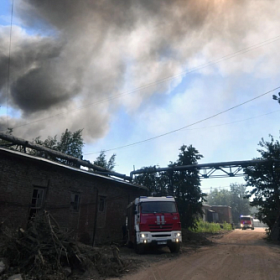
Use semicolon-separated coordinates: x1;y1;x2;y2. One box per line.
141;233;148;238
176;238;179;243
144;239;147;244
175;233;181;237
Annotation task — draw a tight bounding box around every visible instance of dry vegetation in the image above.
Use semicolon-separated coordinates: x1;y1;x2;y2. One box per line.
0;211;135;280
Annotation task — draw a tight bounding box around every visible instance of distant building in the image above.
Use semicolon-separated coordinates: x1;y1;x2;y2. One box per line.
202;204;233;224
0;148;147;244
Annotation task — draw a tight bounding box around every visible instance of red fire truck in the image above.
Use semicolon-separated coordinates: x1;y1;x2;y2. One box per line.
240;215;254;230
126;196;182;254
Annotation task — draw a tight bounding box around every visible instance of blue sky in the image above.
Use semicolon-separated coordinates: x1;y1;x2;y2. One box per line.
0;0;10;25
1;0;280;193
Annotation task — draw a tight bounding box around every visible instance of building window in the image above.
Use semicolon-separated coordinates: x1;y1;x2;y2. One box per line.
29;187;45;219
71;193;80;212
98;196;106;212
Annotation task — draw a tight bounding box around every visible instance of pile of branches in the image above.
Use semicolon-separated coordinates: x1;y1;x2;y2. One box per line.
0;211;127;279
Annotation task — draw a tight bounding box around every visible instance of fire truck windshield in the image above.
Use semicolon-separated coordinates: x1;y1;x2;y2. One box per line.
240;217;251;221
141;201;177;214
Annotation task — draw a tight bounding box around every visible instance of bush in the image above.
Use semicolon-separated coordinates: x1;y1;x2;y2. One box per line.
190;219;232;233
222;221;233;231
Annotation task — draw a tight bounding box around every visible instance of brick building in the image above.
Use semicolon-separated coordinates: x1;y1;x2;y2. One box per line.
0;148;147;244
202;204;233;224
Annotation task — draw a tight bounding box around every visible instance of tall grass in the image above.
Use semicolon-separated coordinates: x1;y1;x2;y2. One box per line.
190;219;232;233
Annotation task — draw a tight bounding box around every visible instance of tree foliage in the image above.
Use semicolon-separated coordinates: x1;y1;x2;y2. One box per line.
94;151;116;171
0;128;85;166
171;145;205;228
206;183;251;223
133;145;205;228
31;129;84;165
1;128;119;172
58;129;84;158
207;188;231;206
133;166;169;196
244;135;280;231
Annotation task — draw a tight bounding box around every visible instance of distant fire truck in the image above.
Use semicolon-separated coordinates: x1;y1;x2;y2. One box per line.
126;196;182;254
240;215;254;230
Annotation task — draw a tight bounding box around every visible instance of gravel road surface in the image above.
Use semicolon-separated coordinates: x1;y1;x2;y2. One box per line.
116;228;280;280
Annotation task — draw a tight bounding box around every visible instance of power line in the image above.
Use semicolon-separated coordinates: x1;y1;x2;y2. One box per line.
84;86;280;155
184;109;280;131
3;34;280;132
6;0;14;127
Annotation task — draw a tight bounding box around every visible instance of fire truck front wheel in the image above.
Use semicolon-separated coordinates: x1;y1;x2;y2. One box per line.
169;243;180;253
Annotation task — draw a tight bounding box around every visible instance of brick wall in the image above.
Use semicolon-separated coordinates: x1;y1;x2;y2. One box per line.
0;149;147;244
210;206;233;224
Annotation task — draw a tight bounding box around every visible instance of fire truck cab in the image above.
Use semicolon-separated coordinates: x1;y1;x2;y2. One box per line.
126;196;182;254
240;215;254;230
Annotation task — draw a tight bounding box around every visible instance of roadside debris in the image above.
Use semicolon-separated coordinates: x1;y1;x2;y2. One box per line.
0;211;129;279
7;274;23;280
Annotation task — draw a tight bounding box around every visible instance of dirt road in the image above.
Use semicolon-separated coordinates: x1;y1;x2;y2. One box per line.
116;228;280;280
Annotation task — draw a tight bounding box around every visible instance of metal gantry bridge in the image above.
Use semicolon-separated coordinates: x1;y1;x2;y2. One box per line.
130;159;272;179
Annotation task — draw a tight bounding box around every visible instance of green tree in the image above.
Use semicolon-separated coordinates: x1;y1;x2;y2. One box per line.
94;151;116;170
57;129;83;158
133;144;205;229
171;145;205;228
206;184;251;223
133;166;169;196
244;135;280;233
31;129;84;164
207;188;231;206
32;135;58;150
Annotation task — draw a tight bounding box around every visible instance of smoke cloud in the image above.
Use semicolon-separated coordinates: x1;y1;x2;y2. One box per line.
0;0;279;141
